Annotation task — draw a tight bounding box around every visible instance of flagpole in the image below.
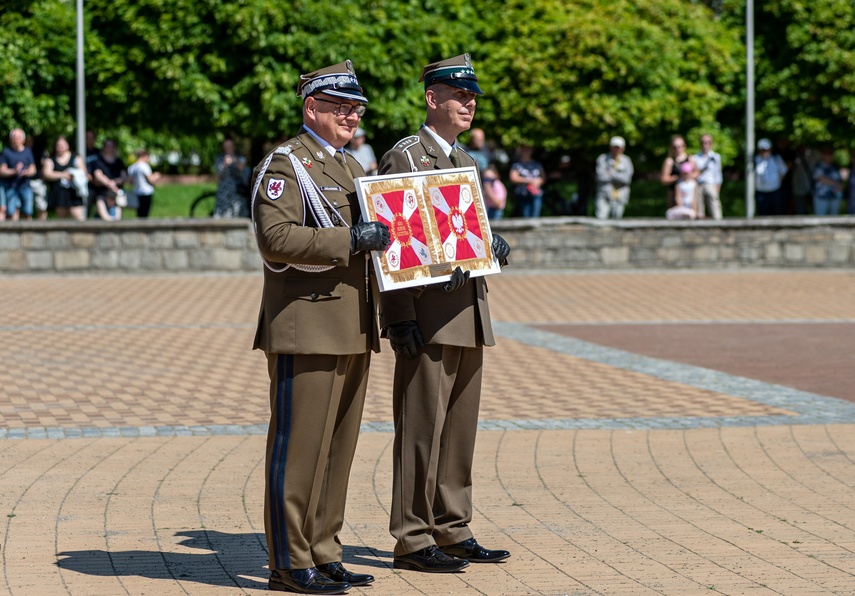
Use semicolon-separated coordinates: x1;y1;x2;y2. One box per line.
76;0;86;161
745;0;755;218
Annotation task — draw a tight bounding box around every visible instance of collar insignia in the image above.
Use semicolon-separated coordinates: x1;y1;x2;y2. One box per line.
420;155;431;166
302;157;313;168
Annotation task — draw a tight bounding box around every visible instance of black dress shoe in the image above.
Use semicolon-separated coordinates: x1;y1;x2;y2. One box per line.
269;567;351;594
439;538;511;563
393;545;470;573
316;562;374;586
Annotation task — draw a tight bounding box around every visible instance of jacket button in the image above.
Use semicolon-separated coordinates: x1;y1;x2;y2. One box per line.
331;258;339;264
333;201;339;206
310;292;319;300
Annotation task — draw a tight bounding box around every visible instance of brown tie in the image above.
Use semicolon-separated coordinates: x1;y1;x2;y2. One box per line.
449;148;461;168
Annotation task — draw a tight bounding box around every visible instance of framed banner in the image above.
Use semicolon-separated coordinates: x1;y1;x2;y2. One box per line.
355;166;502;292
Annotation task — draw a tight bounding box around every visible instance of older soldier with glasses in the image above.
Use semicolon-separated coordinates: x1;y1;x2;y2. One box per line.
377;53;512;574
251;60;390;595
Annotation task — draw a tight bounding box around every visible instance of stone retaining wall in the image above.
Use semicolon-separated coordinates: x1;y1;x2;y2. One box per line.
0;217;853;274
493;216;855;269
0;219;261;274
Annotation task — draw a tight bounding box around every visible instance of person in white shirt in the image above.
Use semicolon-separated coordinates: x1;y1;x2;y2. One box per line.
345;128;378;174
694;134;723;219
127;150;161;218
754;138;788;216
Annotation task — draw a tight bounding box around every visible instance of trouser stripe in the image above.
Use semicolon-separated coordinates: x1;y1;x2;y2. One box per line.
269;354;294;569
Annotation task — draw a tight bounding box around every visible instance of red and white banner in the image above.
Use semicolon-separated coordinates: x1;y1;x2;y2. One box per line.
356;167;501;292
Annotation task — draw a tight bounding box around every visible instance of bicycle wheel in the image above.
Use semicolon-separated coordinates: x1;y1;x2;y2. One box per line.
189;191;218;218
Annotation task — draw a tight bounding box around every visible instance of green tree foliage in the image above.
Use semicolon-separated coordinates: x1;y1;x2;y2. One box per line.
720;0;855;145
475;0;743;161
70;0;481;159
1;0;852;170
0;0;79;137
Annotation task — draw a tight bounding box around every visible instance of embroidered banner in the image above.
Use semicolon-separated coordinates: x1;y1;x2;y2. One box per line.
356;166;501;292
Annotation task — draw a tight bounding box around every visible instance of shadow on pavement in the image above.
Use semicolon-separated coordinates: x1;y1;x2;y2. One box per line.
55;529;391;587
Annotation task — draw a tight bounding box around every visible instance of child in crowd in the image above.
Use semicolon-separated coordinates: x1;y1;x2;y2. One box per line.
96;189;122;221
666;160;698;220
127;150;161;218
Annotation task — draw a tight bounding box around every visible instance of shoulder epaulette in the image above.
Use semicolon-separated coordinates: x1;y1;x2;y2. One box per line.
273;139;303;157
394;135;421;151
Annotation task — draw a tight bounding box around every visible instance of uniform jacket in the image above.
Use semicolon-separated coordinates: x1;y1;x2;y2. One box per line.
252;129;380;355
377;127;495;348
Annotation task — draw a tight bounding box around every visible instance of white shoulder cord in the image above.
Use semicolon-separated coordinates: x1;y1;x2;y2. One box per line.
251;147;349;273
402;148;419;173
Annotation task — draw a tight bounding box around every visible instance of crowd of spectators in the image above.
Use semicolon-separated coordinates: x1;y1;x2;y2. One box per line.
447;128;854;221
0;128;166;222
739;136;854;218
4;125;855;223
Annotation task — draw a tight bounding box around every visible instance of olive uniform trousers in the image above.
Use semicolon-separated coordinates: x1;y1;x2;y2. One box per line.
263;351;370;570
390;344;483;556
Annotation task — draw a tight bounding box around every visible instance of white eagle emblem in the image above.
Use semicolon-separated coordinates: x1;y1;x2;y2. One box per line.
451;212;465;235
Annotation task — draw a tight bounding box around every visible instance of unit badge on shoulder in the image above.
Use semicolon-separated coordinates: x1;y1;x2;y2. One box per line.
396;135;420;150
267;178;285;200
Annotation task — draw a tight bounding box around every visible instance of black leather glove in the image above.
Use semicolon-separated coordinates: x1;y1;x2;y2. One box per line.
443;266;470;292
350;221;391;253
387;321;424;359
491;233;510;265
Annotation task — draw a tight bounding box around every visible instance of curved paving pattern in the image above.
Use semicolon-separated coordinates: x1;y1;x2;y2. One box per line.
2;270;855;594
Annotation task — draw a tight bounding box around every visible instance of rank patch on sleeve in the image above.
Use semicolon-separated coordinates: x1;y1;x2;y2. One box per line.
267;178;285;200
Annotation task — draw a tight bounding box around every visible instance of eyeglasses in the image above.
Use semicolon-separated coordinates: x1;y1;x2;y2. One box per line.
314;97;366;117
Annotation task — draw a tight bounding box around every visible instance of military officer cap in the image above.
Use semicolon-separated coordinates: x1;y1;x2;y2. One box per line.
420;53;483;95
297;59;368;103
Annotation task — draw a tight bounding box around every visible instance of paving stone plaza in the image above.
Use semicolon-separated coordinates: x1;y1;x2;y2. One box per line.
2;269;854;595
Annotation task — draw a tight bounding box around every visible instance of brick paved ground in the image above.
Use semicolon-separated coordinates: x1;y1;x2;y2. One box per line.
2;270;855;595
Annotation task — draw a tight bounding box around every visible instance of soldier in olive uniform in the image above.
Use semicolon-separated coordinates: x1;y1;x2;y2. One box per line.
252;60;390;595
377;54;512;573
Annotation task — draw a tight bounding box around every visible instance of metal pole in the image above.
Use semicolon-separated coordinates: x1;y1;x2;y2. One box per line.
76;0;86;160
745;0;755;218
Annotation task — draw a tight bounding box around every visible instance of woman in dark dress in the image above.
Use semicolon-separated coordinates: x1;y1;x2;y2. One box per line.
42;136;87;221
